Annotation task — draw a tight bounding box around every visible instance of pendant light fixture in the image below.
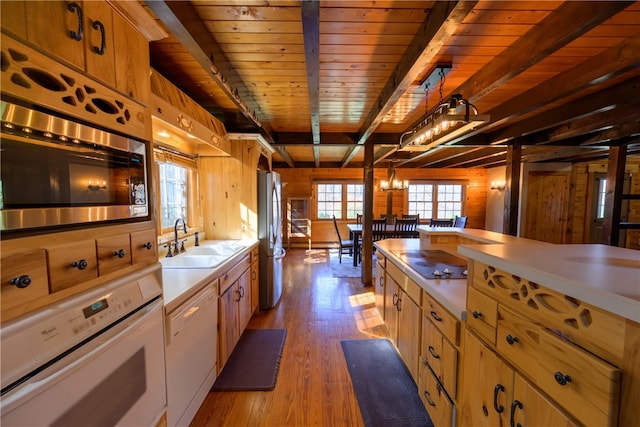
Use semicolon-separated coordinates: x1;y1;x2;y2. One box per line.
380;161;408;191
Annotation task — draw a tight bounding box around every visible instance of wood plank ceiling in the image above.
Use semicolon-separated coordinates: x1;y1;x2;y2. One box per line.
143;1;640;169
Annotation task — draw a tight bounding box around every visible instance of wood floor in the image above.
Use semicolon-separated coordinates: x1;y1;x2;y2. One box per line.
190;249;389;426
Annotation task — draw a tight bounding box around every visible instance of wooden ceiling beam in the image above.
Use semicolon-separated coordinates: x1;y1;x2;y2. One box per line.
301;1;320;167
145;1;274;142
272;146;296;168
340;1;477;167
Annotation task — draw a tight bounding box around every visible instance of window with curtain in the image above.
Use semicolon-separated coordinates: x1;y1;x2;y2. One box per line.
154;147;198;233
407;182;465;219
316;182;364;219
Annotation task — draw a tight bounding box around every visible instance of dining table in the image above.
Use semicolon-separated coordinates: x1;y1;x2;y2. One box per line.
347;223;418;267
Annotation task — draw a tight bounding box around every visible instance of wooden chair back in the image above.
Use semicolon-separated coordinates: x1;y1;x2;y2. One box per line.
429;218;454;227
453;216;468;228
371;219;387;241
394;218;418;238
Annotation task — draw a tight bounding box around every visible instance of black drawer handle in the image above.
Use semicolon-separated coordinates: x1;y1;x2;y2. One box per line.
472;310;483;319
142;242;153;250
510;400;523;427
505;334;519;345
554;371;572;386
11;275;32;288
68;2;83;41
92;20;106;55
428;345;440;359
493;384;505;413
72;259;88;270
423;390;436;407
430;310;442;322
112;249;126;258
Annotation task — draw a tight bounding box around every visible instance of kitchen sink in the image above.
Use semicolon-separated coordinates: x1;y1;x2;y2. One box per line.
159;254;227;269
187;242;245;257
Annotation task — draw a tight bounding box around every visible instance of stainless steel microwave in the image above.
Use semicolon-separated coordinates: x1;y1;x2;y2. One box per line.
0;101;149;233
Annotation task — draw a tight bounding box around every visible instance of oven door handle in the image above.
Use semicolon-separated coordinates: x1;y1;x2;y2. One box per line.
2;299;162;403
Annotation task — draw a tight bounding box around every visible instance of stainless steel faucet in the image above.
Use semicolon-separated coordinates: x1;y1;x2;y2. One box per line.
174;218;187;253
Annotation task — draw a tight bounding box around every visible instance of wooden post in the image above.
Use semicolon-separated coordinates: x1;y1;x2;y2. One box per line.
503;142;522;236
601;145;626;246
361;139;374;286
386;162;394;219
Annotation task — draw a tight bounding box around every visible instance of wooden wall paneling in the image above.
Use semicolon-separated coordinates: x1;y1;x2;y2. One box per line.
241;140;259;240
524;172;570;244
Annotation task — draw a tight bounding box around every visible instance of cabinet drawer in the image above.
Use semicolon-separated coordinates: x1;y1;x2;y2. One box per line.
496;306;540;380
419;359;454;427
537;329;620;427
376;251;386;266
250;246;259;263
1;249;49;311
467;286;498;345
96;233;131;276
423;316;457;397
131;228;157;265
423;291;460;345
219;254;250;294
47;240;98;293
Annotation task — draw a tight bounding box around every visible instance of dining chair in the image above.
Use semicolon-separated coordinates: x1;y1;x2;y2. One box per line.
394;218;418;238
332;216;354;263
372;219;388;242
429;218;454;227
356;213;363;225
453;215;468;228
402;214;420;223
380;213;397;225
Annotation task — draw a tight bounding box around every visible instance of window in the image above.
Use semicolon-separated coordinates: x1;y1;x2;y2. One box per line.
596;178;607;219
154;148;198;233
316;182;363;219
407;182;464;219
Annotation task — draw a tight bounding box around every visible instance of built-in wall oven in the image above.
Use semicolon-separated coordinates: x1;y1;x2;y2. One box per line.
0;101;149;234
0;264;166;427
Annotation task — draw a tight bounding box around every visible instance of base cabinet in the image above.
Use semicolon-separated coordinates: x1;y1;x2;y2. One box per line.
218;282;241;369
419;360;454;427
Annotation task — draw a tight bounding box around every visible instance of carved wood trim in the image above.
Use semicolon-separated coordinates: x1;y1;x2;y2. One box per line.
472;261;626;366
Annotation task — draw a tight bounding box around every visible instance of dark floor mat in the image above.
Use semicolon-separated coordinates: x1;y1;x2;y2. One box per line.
212;329;287;391
341;338;433;427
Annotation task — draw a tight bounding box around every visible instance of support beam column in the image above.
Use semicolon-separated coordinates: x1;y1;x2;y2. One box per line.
361;138;374;286
602;145;627;246
503;143;522;236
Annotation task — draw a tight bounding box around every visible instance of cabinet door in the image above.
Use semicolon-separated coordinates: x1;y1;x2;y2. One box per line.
238;269;252;332
419;361;454;427
397;289;421;382
112;12;150;102
25;1;84;70
218;282;240;369
459;330;513;427
82;0;115;87
1;0;27;39
512;373;578;427
384;273;399;342
374;260;385;318
251;259;259;314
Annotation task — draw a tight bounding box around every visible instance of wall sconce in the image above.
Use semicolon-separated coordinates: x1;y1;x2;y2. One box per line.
88;180;107;191
490;180;506;191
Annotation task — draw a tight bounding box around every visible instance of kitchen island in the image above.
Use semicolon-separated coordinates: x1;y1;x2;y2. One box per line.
375;230;640;427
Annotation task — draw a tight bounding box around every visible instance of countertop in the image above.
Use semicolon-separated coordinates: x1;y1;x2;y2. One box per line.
161;239;258;313
458;243;640;323
375;239;469;320
416;226;545;245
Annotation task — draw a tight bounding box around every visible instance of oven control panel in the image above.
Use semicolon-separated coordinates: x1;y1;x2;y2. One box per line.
26;282;143;362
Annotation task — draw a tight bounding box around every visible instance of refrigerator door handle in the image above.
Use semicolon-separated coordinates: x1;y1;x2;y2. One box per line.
275;248;286;259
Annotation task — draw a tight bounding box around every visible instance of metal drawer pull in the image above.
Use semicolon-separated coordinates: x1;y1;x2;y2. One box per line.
428;345;440;359
430;310;442;322
510;400;523;427
554;371;572;386
68;2;83;41
493;384;505;413
71;259;88;270
142;242;153;250
472;310;483;319
92;20;106;55
423;390;436;407
112;249;126;258
11;275;32;288
505;334;519;345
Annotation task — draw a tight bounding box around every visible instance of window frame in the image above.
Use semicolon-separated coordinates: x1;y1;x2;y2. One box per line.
405;180;467;220
315;181;364;220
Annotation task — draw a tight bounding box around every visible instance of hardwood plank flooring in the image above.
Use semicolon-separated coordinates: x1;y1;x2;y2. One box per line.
190;249;389;426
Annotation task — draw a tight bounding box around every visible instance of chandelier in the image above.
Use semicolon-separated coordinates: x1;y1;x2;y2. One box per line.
399;64;489;152
380;163;408;191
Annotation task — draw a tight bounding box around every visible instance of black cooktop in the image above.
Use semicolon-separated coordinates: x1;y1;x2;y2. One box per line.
390;249;468;280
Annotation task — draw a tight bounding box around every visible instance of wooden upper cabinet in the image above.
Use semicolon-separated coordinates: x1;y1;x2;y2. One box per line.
24;1;85;70
82;0;116;88
1;1;27;39
113;12;150;103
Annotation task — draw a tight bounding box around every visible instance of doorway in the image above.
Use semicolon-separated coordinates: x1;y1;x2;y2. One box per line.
588;172;631;244
523;171;569;244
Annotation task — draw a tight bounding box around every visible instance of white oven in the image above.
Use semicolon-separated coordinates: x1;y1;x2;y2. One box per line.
0;264;166;427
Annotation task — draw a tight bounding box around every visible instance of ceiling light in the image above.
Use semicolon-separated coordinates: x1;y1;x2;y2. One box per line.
400;93;490;151
380;162;408;191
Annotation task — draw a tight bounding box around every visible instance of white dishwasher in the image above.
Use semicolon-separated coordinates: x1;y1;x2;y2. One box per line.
165;281;218;427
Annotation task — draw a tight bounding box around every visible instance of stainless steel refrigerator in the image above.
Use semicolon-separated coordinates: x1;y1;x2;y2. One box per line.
257;170;285;309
